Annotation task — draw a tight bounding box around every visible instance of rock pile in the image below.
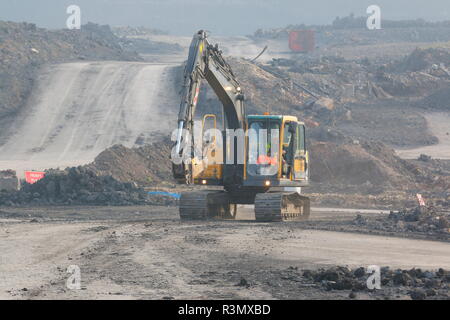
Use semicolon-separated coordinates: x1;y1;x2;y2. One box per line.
303;266;449;299
0;137;182;207
388;206;449;233
421;86;450;110
0;167;150;206
351;206;449;238
86;139;174;187
393;48;450;73
0;170;19;192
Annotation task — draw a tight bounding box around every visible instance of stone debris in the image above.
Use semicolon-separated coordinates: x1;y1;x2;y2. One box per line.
0;170;19;192
0;166;177;207
418;154;432;162
86;138;174;187
348;206;449;239
388;206;449;233
301;266;449;299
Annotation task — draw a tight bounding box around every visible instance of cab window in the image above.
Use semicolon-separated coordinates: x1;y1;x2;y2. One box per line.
297;125;306;151
283;122;292;145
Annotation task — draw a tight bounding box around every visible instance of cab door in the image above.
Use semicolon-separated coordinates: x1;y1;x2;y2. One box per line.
293;124;308;181
192;114;223;183
281;121;295;179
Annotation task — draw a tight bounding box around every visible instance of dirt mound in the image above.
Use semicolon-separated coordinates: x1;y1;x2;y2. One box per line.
309;139;421;193
0;130;183;207
196;57;322;130
393;48;450;73
228;58;310;116
86;138;174;187
0;170;19;192
420;86;450;110
0;136;179;207
310;142;388;186
0;166;152;206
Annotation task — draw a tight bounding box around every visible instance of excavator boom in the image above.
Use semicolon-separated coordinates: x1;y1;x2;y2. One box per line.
173;31;245;185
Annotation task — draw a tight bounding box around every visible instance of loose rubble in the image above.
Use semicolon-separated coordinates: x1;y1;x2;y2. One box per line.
300;266;449;300
86;137;174;187
387;206;449;233
348;206;450;241
0;168;178;207
0;170;19;192
231;265;450;300
0;167;151;206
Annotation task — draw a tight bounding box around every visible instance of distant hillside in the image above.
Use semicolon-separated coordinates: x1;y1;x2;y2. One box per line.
0;21;141;120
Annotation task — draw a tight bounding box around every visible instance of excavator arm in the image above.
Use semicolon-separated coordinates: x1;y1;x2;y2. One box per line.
173;30;245;184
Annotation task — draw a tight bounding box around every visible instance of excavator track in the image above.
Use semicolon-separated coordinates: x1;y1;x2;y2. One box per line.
255;192;310;222
179;191;236;220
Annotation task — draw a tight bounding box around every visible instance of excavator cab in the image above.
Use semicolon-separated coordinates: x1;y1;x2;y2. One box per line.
247;118;281;177
245;115;309;187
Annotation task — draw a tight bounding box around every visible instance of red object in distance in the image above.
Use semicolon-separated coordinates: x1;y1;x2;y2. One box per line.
289;30;315;53
25;171;45;184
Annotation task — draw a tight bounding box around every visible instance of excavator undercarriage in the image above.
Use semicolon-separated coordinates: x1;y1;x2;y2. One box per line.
254;192;310;222
179;191;235;220
179;189;310;222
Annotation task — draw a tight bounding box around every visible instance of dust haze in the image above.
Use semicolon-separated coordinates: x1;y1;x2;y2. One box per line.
0;0;449;301
1;0;450;35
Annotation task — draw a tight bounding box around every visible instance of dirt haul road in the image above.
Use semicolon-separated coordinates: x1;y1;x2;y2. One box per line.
0;206;448;300
0;61;179;176
396;112;450;160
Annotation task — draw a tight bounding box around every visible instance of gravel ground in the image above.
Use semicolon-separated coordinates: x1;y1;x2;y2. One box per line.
0;205;448;300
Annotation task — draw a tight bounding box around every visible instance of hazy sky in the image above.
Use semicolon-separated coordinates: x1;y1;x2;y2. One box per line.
1;0;449;35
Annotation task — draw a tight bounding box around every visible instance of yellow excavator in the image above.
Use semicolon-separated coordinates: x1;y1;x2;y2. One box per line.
172;30;310;222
